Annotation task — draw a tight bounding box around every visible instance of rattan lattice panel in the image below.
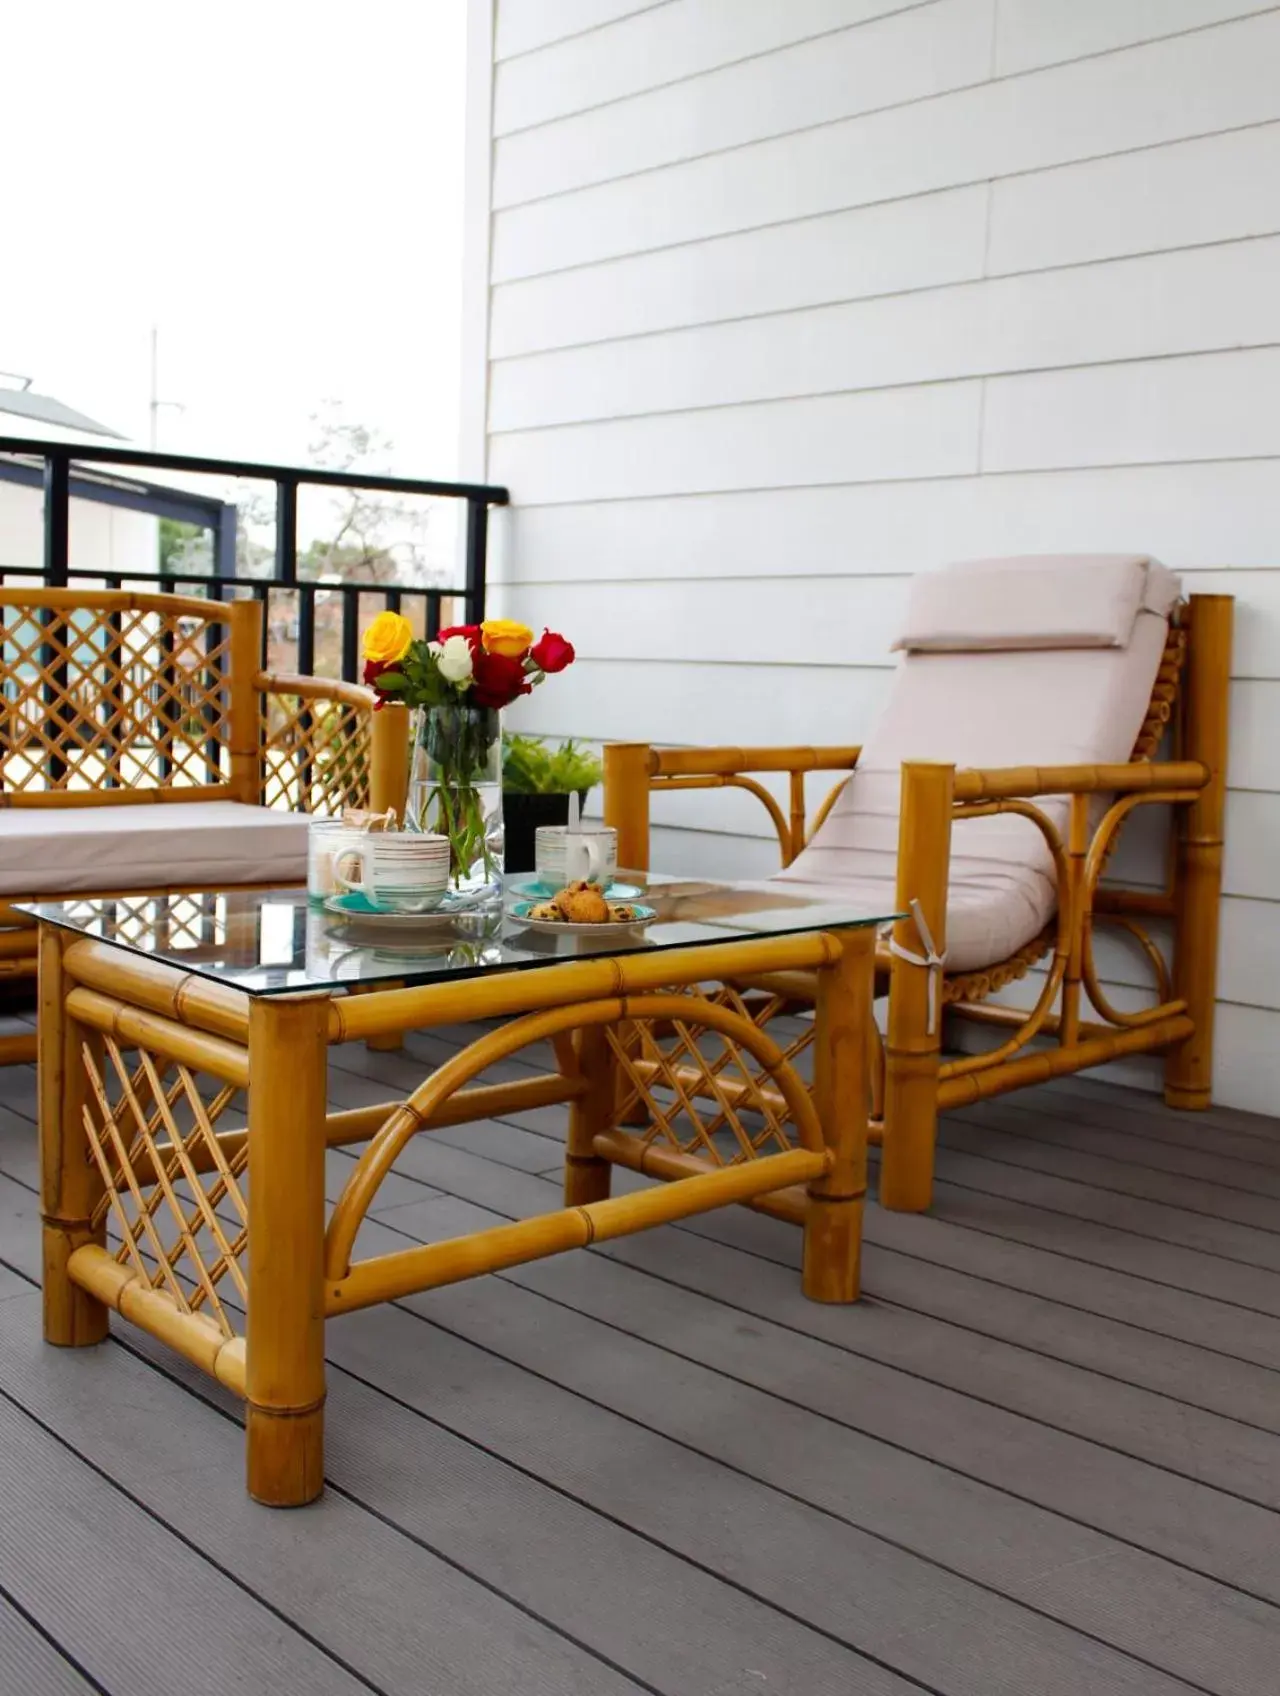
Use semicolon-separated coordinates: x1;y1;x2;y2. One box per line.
261;692;372;814
83;1037;245;1337
1;603;232;793
614;986;815;1164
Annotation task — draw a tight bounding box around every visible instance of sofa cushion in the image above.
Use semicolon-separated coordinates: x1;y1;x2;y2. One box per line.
892;554;1179;653
0;801;310;897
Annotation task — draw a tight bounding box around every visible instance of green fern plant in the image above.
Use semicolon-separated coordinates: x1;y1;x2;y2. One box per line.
501;734;602;795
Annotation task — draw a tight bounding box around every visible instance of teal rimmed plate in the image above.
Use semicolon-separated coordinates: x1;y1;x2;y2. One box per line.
507;899;656;937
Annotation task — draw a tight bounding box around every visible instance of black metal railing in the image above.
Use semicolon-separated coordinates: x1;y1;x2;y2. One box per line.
0;435;508;681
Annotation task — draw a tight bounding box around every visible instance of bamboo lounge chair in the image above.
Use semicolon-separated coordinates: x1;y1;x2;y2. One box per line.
604;555;1233;1212
0;588;406;1062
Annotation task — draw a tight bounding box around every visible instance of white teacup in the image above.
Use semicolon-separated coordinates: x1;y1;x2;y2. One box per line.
535;824;618;892
335;831;450;913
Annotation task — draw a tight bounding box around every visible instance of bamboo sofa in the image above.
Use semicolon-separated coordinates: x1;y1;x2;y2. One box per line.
604;555;1233;1213
0;587;405;1062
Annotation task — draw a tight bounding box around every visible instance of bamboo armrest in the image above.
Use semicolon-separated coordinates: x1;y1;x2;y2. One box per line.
255;671;377;710
952;759;1208;803
650;745;861;777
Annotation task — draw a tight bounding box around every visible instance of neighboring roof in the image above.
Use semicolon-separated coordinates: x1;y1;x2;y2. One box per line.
0;387;124;439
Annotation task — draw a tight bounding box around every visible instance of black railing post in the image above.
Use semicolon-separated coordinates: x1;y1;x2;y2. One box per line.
295;583;317;807
156;617;178;782
297;585;316;676
103;573;125;788
215;501;238;582
464;496;489;626
273;474;298;671
341;586;360;684
40;451;72;782
252;581;270;668
42;452;70;587
274;477;298;584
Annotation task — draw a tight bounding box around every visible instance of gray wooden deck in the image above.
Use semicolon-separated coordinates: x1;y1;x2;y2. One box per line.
2;1012;1279;1696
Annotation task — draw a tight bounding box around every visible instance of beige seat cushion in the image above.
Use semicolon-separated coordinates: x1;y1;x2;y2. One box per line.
779;555;1177;975
0;800;310;897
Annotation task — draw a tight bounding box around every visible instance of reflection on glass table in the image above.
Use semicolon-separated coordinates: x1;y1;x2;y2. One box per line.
20;874;897;998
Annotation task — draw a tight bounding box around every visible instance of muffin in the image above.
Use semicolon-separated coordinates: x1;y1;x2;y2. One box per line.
557;881;611;924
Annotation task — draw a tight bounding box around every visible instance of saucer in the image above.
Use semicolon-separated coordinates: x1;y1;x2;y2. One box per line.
324;892;459;932
507;899;656;936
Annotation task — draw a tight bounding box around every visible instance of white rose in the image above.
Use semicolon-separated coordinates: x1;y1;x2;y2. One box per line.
436;633;474;685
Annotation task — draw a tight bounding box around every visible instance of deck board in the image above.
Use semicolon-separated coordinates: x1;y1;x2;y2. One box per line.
940;1113;1280;1232
2;1042;1280;1695
0;1596;99;1696
953;1098;1280;1200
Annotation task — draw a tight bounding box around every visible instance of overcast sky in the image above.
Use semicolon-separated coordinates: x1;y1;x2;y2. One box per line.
1;0;466;477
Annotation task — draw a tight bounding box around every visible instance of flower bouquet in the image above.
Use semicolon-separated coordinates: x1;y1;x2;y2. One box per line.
361;612;575;903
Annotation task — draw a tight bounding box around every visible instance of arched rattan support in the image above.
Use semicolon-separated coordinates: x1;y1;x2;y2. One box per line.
1078;788;1198;1028
807;776;851;846
651;773;793;862
939;798;1073;1079
1086;914;1176;1026
325;991;825;1281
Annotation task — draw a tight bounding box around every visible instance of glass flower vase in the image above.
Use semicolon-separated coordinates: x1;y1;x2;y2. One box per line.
405;702;504;906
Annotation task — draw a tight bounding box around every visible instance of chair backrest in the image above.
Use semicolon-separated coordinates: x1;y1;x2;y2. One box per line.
790;555;1180;888
0;589;260;805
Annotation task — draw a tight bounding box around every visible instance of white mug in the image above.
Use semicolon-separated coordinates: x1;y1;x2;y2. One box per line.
535;824;618;891
335;832;450;913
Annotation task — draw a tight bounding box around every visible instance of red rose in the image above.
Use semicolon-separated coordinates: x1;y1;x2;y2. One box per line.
530;629;574;673
363;657;392;707
437;623;482;651
470;648;533;709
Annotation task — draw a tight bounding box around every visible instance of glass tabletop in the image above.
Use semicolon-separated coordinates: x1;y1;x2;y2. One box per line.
18;875;899;998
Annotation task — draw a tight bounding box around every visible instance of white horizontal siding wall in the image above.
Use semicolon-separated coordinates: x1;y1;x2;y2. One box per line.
467;0;1280;1114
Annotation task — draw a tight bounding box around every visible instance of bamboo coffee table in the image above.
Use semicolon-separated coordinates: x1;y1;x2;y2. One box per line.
28;878;890;1505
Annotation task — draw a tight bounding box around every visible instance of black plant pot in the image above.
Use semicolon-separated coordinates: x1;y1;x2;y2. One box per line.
502;790;591;874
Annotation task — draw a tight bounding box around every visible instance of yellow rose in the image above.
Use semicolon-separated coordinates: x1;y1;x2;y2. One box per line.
480;618;534;659
362;610;414;666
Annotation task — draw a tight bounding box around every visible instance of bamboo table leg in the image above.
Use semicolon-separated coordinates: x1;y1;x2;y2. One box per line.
804;926;873;1303
39;925;108;1347
245;993;331;1507
564;1023;614;1207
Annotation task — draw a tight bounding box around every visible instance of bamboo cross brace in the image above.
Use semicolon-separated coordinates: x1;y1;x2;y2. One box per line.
327;1146;828;1317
